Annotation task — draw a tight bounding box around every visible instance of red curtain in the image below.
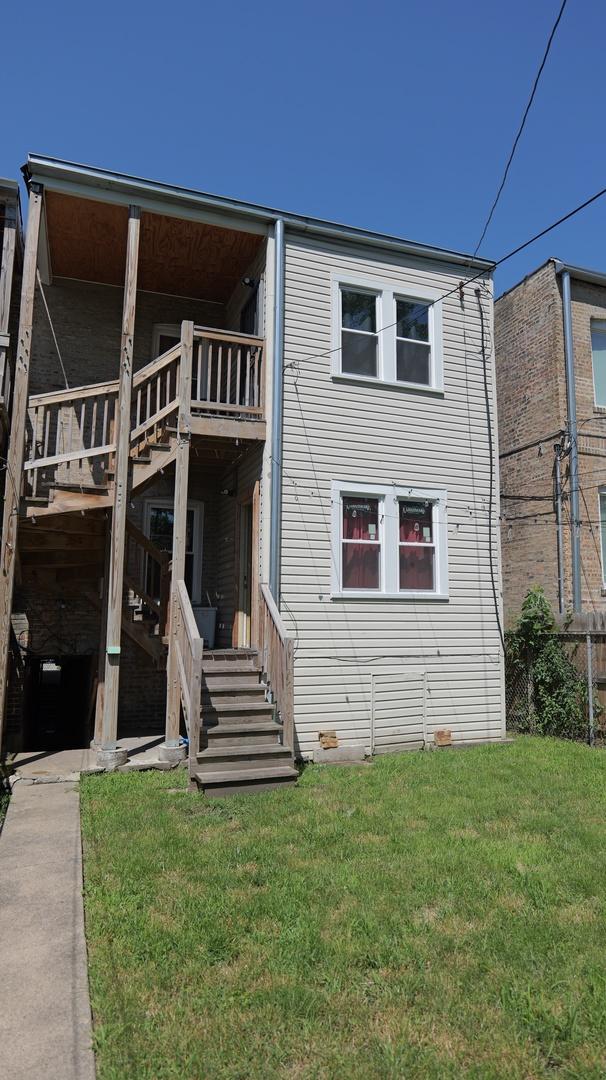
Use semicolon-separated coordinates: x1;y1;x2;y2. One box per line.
342;497;380;589
399;501;434;590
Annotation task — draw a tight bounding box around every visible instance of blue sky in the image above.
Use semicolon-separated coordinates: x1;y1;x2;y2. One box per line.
3;0;604;294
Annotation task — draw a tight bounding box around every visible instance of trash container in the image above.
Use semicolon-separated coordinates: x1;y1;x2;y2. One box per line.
192;606;217;649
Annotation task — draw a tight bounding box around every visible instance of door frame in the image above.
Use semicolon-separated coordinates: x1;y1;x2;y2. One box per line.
143;497;204;603
233;481;260;648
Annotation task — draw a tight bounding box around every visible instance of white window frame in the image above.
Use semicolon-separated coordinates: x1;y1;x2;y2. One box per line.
143;497;204;604
152;324;180;357
591;319;606;409
599;488;606;586
330;480;448;599
331;272;444;393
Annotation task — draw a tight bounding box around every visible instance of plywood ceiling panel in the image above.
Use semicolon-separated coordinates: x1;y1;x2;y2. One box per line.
45;191;128;285
44;193;264;302
139;212;262;301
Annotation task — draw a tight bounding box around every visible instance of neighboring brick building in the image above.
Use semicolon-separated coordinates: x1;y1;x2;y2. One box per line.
495;258;606;624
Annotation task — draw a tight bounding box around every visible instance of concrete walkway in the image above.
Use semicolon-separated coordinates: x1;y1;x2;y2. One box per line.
0;781;96;1080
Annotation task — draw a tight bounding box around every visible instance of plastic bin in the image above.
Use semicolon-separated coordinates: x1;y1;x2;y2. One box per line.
192;606;217;649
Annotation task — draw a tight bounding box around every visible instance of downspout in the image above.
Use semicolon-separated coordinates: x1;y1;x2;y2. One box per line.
553;440;565;615
269;218;285;601
559;268;582;612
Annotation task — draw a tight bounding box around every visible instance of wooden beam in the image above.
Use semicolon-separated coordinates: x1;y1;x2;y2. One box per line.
164;321;192;751
100;206;140;759
0;185;43;755
0;201;18;416
93;522;111;748
22;489;114;517
0;201;17;336
189;416;266;440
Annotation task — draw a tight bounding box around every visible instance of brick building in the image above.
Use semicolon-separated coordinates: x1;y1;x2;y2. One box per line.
495;258;606;625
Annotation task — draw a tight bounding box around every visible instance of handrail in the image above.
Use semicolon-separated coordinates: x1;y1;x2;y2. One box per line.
260;582;291;643
29;378;119;407
133;342;181;389
193;326;264;348
172;579;203;777
258;582;295;753
125;518;170;635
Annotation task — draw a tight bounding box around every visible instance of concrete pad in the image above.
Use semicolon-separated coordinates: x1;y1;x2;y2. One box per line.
0;782;96;1080
12;733;168;781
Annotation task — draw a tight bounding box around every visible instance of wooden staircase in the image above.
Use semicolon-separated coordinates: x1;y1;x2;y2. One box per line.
17;325;297;794
192;649;297;795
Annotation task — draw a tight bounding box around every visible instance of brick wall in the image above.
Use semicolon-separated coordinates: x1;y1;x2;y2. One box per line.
495;261;606;624
495;261;567;624
568;278;606;609
5;578;166;750
29;277;227;395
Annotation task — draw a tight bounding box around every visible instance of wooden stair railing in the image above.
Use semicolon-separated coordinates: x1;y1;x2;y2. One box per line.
171;579;203;776
192;328;263;420
23;328;266;503
258;583;295;754
124;518;170;638
130;342;181;457
25;379;119;497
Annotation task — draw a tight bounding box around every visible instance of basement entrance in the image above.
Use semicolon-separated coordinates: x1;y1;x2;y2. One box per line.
24;656;94;750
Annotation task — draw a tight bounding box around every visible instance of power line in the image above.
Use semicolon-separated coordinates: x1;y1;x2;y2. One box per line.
476;289;506;652
285;181;606;375
473;0;569;256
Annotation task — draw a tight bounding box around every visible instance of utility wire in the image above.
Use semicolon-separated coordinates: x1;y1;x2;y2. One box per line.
476;288;506;652
473;0;569;256
285;180;606;374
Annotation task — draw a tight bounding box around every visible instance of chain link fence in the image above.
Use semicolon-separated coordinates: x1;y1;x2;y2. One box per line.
505;633;604;745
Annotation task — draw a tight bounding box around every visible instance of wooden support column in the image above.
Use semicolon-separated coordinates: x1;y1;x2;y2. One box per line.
0;185;42;755
98;206;140;767
0;200;17;335
92;516;112;748
162;320;193;761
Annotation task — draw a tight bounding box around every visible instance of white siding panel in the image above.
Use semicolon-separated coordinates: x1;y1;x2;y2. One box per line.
281;233;504;757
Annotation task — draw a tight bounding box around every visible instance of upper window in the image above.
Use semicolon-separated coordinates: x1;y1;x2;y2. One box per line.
332;276;443;391
341;290;379;378
331;481;448;598
591;320;606;407
396;300;430;385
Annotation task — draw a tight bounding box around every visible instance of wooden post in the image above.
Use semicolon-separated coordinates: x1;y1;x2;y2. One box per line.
0;185;43;755
0;200;17;336
98;206;140;767
161;321;193;762
92;515;112;748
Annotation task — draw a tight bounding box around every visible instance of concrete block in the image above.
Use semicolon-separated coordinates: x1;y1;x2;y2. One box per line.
313;746;367;765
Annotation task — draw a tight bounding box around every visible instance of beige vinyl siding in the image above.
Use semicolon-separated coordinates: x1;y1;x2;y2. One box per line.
281;233;504;758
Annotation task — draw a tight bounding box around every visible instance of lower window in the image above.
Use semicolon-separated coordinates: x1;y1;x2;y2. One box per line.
332;482;447;598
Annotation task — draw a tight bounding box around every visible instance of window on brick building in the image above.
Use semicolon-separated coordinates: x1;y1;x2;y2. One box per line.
600;490;606;584
591;320;606;407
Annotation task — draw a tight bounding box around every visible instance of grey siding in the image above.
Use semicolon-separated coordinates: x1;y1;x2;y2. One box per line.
281;234;504;758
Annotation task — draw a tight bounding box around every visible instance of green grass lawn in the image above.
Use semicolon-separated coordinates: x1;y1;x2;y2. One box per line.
81;738;606;1079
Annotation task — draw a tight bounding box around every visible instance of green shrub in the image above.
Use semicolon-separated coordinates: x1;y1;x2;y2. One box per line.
506;586;592;741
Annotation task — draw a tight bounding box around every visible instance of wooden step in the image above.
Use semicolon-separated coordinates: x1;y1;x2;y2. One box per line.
202;682;266;703
52;481;110;495
196;745;293;774
201;660;261;675
203;669;263;687
205;701;275;719
202;721;283;746
193;763;298;797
